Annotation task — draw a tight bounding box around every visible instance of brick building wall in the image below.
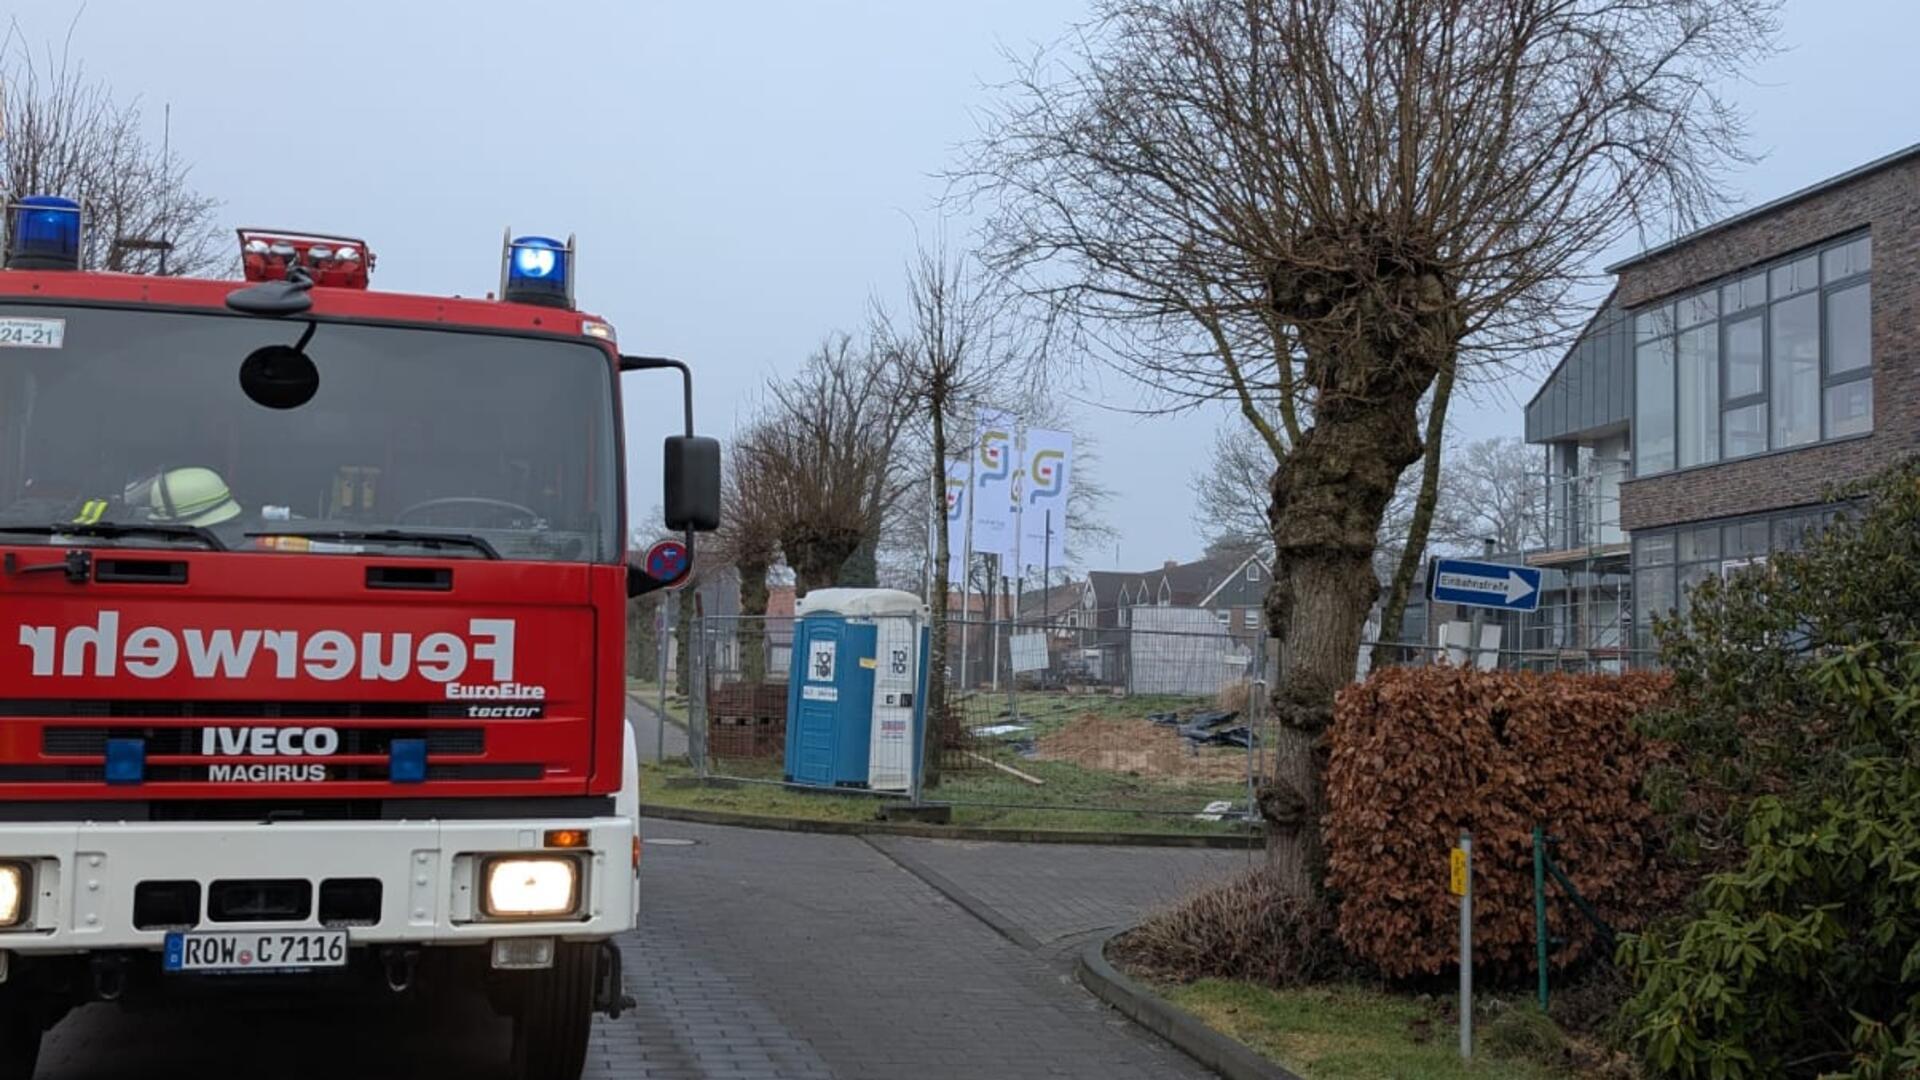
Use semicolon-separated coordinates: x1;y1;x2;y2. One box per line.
1617;154;1920;531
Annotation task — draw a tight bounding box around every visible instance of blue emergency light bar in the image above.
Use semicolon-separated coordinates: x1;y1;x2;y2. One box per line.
5;195;83;271
500;230;575;309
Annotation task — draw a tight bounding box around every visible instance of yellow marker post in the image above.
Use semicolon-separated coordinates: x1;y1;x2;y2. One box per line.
1455;831;1473;1059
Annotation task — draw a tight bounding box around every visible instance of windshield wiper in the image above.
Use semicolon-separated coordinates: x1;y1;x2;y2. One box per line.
0;521;227;551
245;528;500;560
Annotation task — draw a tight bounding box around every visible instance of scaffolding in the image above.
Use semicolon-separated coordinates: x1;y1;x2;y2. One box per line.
1518;458;1634;670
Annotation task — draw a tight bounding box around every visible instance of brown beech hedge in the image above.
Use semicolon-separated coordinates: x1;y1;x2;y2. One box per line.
1325;665;1675;979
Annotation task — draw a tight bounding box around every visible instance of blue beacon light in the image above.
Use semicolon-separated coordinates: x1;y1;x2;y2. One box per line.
500;231;575;309
6;195;83;270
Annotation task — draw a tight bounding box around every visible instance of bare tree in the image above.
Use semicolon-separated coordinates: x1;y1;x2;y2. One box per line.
872;238;1028;784
746;334;915;596
0;21;224;275
708;425;786;681
966;0;1778;896
1430;436;1545;554
1194;419;1278;563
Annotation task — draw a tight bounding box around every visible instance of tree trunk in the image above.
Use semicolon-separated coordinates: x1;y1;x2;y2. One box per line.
1262;395;1423;897
1261;224;1458;898
1369;354;1458;672
926;408;951;789
739;557;771;684
673;588;695;696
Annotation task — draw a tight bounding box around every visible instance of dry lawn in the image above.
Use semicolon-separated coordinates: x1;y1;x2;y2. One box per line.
1032;713;1248;782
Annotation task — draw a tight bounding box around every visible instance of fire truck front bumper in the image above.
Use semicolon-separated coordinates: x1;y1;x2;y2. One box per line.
0;816;640;954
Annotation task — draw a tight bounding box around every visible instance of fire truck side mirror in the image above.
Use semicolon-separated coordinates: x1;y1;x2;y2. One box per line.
663;435;721;533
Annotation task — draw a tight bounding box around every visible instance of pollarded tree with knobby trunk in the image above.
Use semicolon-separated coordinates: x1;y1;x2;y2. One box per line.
747;333;916;596
717;424;784;683
966;0;1778;897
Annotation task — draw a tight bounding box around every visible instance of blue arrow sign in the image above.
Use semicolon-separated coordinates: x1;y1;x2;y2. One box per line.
1429;557;1543;612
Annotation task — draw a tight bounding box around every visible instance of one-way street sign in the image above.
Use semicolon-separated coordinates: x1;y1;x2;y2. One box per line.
1429;557;1542;612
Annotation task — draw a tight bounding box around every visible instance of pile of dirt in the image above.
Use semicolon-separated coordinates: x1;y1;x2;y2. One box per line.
1032;713;1248;782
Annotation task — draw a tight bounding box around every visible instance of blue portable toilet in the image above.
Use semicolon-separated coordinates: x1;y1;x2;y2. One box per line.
784;615;877;787
785;588;930;792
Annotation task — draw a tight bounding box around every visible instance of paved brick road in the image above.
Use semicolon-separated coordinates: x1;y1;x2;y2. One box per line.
35;820;1247;1080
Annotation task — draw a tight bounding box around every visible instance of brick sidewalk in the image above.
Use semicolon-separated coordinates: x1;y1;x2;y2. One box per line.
38;819;1245;1080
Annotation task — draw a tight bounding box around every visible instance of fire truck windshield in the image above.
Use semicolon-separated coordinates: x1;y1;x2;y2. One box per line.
0;303;620;563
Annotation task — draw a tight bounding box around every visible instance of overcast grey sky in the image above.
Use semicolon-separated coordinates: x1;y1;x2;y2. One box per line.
16;0;1918;570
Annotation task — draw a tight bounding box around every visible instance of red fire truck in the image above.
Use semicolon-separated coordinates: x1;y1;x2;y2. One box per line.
0;196;719;1079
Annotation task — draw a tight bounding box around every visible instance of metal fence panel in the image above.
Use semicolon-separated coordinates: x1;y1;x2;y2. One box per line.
690;611;1266;831
937;615;1263;827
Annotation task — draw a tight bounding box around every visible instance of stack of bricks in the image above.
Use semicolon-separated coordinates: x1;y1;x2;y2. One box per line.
706;682;788;759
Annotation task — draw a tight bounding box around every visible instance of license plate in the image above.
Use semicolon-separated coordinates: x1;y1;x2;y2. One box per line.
163;930;348;973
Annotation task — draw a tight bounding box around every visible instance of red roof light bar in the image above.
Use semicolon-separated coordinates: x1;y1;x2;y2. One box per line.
237;228;374;290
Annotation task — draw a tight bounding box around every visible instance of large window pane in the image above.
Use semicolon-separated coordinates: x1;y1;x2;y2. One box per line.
1635;338;1675;474
1827;282;1871;375
1770;255;1818;299
1724;403;1767;459
1677;562;1717;617
1722;272;1767;314
1770;293;1820;448
1825;379;1872;438
1634;532;1675;568
1821;235;1871;282
1724;519;1769;557
1677;325;1719;468
1678;526;1720;563
1679;289;1718;328
1635;304;1674;342
1725;315;1763;399
1636;568;1677;625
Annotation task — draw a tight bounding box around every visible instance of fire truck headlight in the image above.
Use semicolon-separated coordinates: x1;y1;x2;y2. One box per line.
482;857;579;918
0;863;27;928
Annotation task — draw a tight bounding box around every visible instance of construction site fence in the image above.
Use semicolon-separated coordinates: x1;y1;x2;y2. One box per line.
1360;638;1659;675
671;611;1665;827
685;612;1270;831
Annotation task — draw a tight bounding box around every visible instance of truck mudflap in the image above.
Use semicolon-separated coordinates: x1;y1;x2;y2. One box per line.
592;940;636;1019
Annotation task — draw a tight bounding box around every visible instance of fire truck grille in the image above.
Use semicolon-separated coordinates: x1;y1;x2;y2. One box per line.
40;727;487;757
0;762;542;783
0;699;521;720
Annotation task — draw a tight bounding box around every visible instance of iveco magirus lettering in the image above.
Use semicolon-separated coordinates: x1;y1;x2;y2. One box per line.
0;201;720;1080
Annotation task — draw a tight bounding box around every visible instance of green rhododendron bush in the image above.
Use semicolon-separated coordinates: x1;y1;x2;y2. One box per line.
1619;460;1920;1080
1325;665;1676;980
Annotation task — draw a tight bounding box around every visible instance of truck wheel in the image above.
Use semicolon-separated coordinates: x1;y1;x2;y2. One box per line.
509;943;595;1080
0;1010;40;1080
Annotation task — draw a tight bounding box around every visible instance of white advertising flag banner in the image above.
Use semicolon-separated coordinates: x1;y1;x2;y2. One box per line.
971;410;1018;559
1018;428;1072;571
943;458;969;585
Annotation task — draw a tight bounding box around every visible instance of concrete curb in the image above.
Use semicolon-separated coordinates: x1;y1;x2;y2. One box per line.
638;802;1265;849
1076;931;1304;1080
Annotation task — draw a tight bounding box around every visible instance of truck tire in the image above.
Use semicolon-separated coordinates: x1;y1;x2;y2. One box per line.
509;942;595;1080
0;1009;40;1080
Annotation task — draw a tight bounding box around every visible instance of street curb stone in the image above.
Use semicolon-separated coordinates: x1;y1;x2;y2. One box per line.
638;802;1266;848
1076;930;1305;1080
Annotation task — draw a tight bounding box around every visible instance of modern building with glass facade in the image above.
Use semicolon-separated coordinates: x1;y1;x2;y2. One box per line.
1525;142;1916;659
